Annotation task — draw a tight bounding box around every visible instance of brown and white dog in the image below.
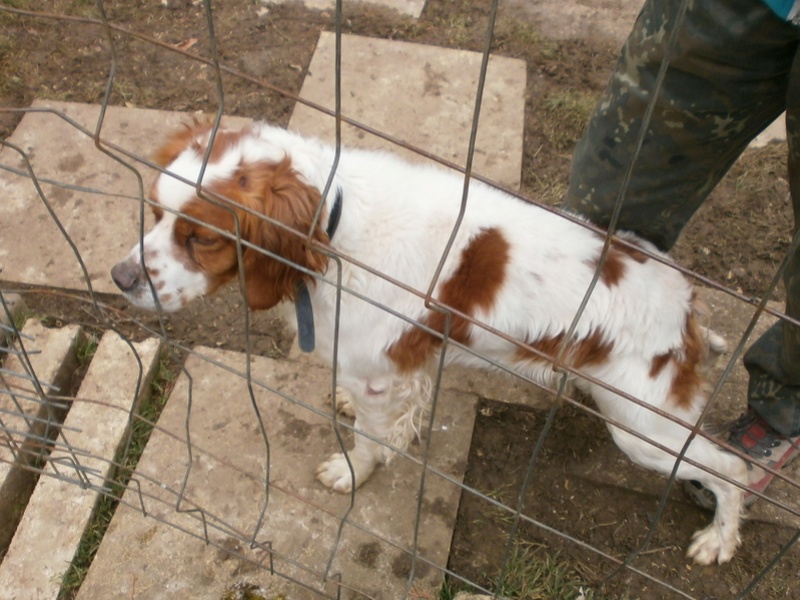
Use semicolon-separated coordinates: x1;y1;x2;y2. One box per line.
111;120;746;565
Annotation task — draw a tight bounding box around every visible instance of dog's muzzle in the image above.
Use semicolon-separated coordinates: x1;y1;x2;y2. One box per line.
111;260;142;293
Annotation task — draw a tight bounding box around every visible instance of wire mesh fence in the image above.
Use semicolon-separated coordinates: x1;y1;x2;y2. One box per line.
1;0;800;599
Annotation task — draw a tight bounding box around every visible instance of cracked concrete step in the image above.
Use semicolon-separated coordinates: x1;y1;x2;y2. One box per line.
0;319;83;551
77;347;478;600
0;331;162;599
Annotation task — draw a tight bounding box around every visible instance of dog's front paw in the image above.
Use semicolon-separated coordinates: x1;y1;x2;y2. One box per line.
686;523;740;565
331;386;356;418
315;452;375;493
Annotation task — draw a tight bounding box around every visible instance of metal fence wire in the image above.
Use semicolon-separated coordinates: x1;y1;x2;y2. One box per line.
1;0;800;598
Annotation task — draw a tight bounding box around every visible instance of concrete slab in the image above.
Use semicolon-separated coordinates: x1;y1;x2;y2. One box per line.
0;332;162;599
269;0;426;19
78;347;477;599
0;319;83;551
290;32;527;189
505;0;641;44
751;114;787;148
0;100;250;293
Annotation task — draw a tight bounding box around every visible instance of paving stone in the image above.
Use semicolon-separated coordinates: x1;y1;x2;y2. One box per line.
78;347;477;599
504;0;642;43
0;319;83;552
269;0;426;18
750;114;787;148
290;32;527;189
0;100;249;294
0;331;162;600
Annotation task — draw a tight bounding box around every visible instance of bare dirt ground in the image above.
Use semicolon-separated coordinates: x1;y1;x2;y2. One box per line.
0;1;797;598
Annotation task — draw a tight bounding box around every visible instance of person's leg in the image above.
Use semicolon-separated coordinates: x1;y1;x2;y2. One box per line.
565;0;798;251
726;51;800;504
566;0;800;505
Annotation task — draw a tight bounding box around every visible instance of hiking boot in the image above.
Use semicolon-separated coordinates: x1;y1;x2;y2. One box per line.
684;409;800;510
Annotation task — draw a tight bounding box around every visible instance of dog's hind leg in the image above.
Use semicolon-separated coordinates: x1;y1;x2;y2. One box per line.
603;414;747;564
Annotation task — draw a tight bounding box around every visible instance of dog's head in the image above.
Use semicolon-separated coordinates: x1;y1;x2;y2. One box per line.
111;121;329;312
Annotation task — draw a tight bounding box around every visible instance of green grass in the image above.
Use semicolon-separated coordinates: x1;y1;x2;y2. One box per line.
541;89;597;151
440;542;605;600
75;334;98;367
493;543;595;600
220;582;287;600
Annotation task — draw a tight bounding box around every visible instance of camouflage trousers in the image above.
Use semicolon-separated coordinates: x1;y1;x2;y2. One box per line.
564;0;800;436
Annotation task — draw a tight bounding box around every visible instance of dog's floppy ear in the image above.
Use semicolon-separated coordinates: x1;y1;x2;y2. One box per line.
238;158;329;311
153;117;214;168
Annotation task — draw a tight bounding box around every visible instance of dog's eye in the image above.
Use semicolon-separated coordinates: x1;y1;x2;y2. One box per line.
188;233;219;247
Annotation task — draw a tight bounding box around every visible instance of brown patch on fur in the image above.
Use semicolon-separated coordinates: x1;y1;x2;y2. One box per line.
152;118;214;168
644;293;710;410
152;119;250;173
233;158;329;309
386;228;510;373
571;329;615;368
611;237;649;263
602;250;627;286
516;329;614;370
588;249;627;287
152;204;164;223
649;352;672;378
587;233;650;287
668;313;707;410
164;155;328;310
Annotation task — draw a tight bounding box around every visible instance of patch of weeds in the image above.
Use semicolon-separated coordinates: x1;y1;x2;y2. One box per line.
438;577;459;600
528;170;568;207
442;12;474;47
541;89;597;151
442;542;606;600
0;36;27;104
424;0;486;49
75;334;99;367
57;353;179;600
57;492;115;594
109;77;157;109
499;20;558;60
478;484;517;529
0;293;32;341
491;542;597;600
734;143;787;196
220;581;286;600
11;306;31;332
0;0;32;10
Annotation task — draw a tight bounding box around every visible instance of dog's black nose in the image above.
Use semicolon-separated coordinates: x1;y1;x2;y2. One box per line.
111;261;140;292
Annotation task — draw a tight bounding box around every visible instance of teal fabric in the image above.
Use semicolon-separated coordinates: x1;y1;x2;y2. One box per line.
763;0;797;20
